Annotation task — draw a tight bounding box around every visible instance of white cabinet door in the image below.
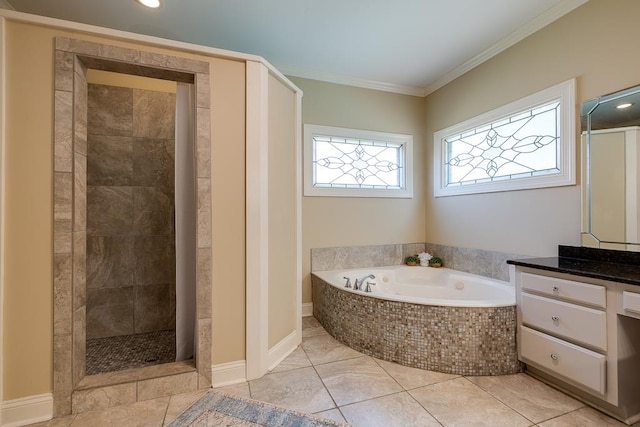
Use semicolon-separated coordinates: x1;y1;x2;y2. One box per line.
520;326;606;396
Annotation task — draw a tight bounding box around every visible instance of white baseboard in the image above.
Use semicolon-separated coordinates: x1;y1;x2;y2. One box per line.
211;360;247;388
1;393;53;427
302;302;313;317
267;329;299;371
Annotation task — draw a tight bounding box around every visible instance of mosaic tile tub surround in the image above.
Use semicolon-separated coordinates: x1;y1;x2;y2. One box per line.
312;274;523;376
310;242;526;376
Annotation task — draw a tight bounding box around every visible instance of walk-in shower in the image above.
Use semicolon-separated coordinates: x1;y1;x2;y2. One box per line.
53;37;213;416
84;73;196;375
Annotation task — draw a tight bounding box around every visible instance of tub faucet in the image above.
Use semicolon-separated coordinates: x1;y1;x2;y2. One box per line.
343;277;352;288
355;274;375;291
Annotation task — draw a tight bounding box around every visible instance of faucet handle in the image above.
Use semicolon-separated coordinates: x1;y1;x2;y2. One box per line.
353;279;361;291
343;277;352;288
365;281;376;293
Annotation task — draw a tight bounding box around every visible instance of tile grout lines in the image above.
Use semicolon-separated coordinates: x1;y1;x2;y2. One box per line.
299;326;556;426
371;357;445;427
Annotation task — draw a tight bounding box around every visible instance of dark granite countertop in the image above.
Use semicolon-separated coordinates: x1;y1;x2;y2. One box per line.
507;245;640;287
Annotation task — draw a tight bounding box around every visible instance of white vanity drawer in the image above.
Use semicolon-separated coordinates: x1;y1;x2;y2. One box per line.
521;293;607;351
520;326;606;396
522;273;606;308
622;290;640;314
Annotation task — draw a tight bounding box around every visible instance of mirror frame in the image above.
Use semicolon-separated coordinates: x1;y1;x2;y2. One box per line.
581;84;640;250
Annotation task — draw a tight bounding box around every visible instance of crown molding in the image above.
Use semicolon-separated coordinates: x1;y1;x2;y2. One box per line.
0;0;588;97
285;0;588;97
279;64;427;97
424;0;589;96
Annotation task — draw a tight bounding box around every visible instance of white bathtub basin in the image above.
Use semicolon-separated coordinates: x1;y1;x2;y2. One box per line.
313;265;515;307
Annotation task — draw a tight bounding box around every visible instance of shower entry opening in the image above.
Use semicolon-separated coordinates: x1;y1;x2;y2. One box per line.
53;37;213;416
84;73;197;375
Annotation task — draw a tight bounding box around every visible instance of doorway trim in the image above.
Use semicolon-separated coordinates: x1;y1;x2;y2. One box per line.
53;37;212;416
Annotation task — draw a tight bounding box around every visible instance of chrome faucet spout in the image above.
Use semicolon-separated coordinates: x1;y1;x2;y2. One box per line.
355;274;375;290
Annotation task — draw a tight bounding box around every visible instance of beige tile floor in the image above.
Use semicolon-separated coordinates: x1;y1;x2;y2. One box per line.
30;317;639;426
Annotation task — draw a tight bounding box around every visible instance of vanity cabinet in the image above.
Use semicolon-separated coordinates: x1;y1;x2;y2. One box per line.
518;273;607;395
513;265;640;425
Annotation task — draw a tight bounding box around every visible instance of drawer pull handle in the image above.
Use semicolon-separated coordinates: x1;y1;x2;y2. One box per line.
551;315;559;322
550;353;558;361
552;286;559;293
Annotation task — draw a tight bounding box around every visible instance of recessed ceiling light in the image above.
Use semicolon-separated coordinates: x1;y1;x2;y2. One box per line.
616;103;633;109
137;0;161;8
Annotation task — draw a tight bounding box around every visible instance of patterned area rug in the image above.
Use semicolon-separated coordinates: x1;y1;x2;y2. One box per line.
168;390;348;427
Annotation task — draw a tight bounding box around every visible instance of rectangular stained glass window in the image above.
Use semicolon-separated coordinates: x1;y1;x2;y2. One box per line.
445;101;560;186
304;125;413;198
434;79;576;196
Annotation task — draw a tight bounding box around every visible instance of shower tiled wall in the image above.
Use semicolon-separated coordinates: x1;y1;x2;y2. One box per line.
311;242;528;282
86;83;177;339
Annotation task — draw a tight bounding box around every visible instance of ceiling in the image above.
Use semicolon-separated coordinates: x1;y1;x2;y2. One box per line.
4;0;587;95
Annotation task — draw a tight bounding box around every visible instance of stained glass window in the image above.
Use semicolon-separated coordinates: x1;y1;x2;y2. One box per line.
304;125;413;198
445;101;560;186
434;79;575;196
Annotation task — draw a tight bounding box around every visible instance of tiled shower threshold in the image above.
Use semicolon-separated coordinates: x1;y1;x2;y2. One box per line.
76;360;197;391
73;331;201;412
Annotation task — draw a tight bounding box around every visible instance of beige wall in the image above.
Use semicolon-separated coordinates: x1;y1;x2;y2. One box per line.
424;0;640;257
210;59;247;364
4;20;55;401
267;74;297;347
289;77;426;304
2;20;246;399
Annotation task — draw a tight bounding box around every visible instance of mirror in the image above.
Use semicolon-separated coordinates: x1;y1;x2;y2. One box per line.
581;84;640;250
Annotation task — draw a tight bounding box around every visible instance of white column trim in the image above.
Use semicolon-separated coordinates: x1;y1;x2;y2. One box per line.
245;61;269;380
211;361;247;388
267;330;298;371
295;91;303;340
0;15;6;410
0;394;53;427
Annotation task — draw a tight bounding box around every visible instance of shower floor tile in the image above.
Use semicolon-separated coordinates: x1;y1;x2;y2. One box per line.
86;330;176;375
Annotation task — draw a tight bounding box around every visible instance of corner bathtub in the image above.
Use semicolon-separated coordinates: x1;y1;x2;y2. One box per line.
311;265;523;376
